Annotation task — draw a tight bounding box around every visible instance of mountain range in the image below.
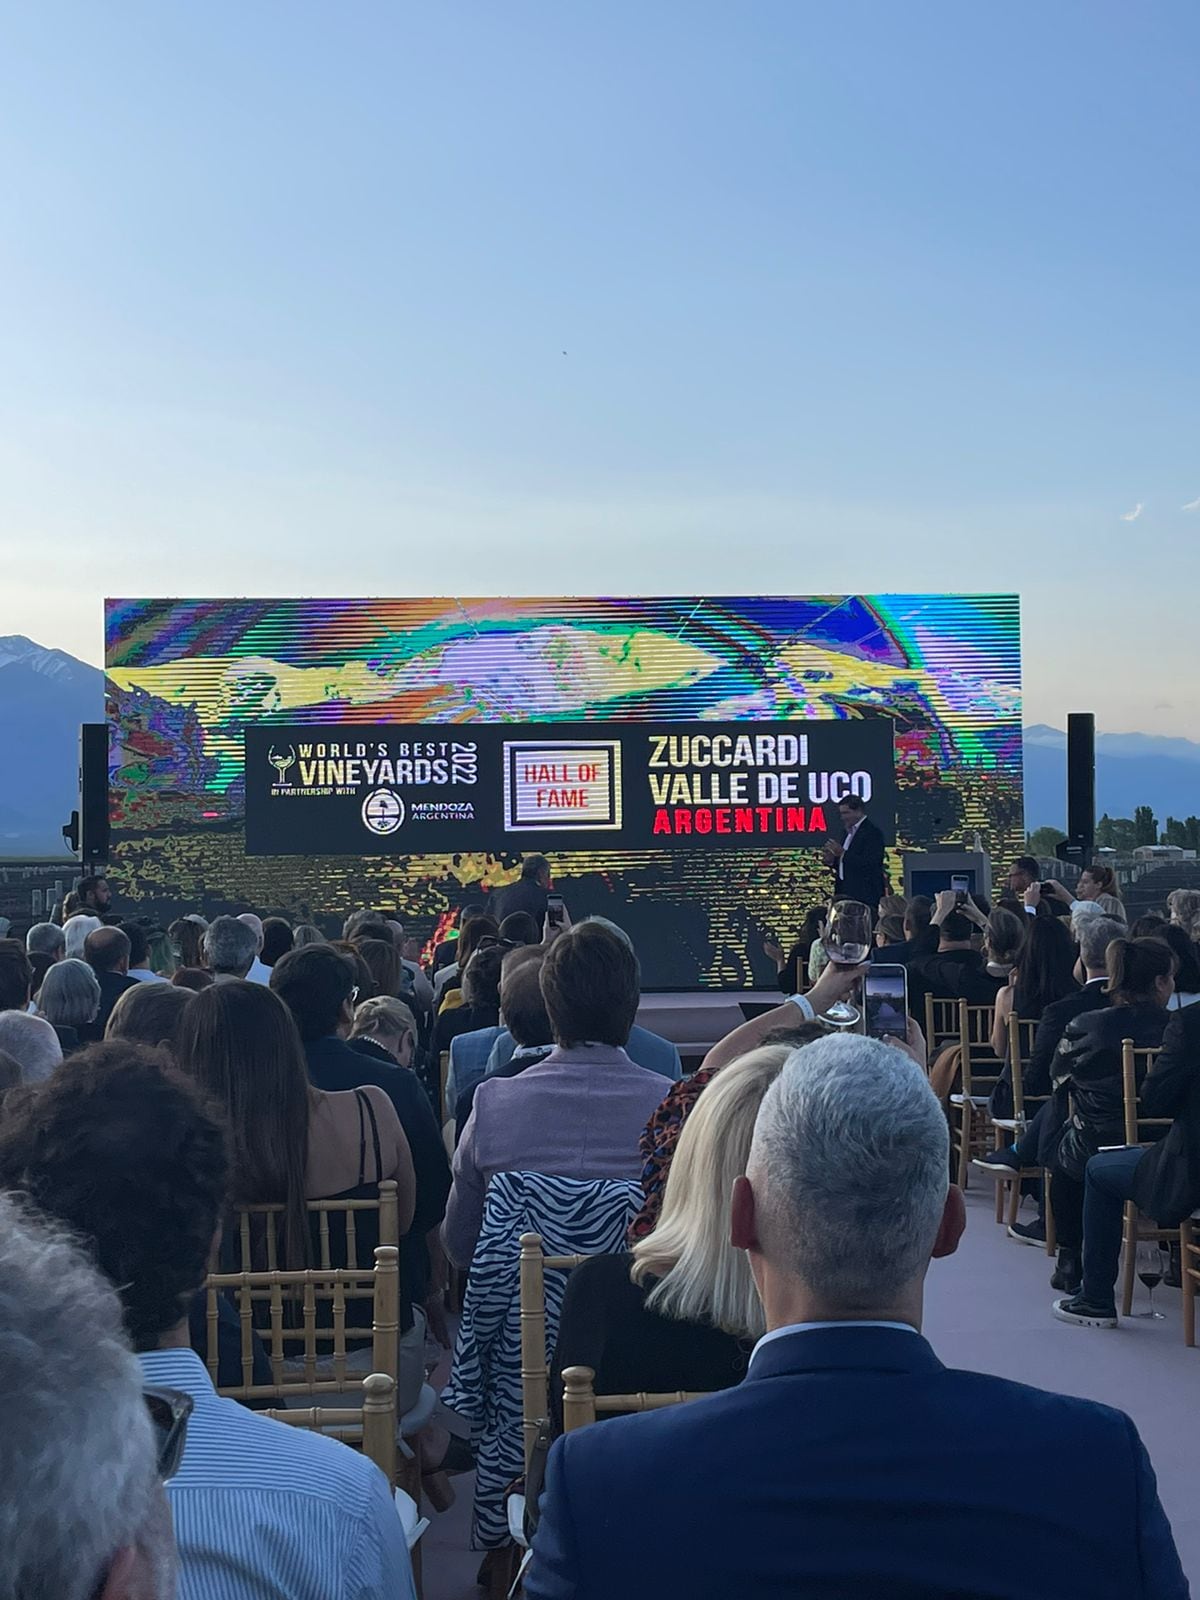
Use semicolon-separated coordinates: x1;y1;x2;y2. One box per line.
0;635;1196;853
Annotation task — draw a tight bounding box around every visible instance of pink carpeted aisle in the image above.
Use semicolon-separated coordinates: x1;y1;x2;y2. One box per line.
421;1185;1200;1598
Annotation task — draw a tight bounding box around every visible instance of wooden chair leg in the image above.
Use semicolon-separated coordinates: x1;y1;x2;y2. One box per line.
1182;1220;1196;1348
1044;1170;1056;1256
993;1162;1006;1224
1006;1174;1022;1228
956;1108;971;1191
1120;1202;1138;1318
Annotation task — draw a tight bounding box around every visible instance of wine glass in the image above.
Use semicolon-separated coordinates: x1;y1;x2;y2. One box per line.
821;900;872;1027
1134;1240;1168;1319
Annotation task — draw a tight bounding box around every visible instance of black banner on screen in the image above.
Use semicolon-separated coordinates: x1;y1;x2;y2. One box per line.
243;719;897;857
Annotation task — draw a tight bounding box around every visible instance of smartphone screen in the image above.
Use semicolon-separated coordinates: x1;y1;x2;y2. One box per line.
865;964;908;1040
951;872;970;905
546;893;566;926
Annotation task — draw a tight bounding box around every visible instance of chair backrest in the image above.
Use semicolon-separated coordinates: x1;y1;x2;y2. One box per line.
925;995;960;1054
518;1231;589;1468
1121;1040;1170;1147
266;1370;397;1483
560;1364;710;1432
230;1179;400;1276
959;1003;1004;1098
203;1242;399;1402
1006;1014;1043;1122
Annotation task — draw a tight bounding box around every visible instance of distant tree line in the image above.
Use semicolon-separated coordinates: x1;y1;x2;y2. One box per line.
1026;810;1200;857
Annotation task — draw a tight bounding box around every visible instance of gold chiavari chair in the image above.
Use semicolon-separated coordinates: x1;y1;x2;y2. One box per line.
1118;1041;1173;1318
1181;1211;1200;1346
988;1015;1045;1226
518;1232;589;1471
560;1365;712;1431
950;1003;1007;1189
924;995;961;1058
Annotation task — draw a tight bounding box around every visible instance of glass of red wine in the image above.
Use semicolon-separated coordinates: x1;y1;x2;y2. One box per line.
821;900;872;1027
1134;1241;1167;1319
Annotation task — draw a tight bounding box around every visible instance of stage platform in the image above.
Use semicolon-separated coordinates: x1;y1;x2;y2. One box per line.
635;990;782;1067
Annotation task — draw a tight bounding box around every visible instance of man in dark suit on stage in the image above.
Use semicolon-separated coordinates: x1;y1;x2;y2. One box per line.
526;1032;1186;1600
493;854;552;926
824;794;887;906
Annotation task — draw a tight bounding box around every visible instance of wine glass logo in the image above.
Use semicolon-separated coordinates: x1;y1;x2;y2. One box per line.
268;745;296;786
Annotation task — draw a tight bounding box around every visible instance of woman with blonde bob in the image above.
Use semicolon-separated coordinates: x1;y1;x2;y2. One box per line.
550;1043;790;1425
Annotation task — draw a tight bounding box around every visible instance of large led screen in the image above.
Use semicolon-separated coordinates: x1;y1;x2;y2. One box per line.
105;595;1022;990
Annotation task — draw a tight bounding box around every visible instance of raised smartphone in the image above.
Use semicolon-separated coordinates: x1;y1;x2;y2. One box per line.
864;963;909;1041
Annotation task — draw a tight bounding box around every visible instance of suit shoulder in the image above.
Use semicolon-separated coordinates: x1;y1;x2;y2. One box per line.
943;1367;1139;1445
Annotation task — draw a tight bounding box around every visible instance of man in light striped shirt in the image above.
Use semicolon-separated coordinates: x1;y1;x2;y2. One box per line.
0;1040;417;1600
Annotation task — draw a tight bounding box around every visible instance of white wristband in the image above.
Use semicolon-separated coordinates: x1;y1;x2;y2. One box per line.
786;994;816;1021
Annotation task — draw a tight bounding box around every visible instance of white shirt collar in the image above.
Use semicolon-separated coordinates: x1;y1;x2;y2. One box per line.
751;1319;917;1364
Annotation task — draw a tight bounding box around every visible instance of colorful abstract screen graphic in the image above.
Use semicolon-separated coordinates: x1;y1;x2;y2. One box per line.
105;595;1023;990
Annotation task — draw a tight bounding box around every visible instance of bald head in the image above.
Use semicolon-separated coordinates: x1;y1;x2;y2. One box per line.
84;926;131;976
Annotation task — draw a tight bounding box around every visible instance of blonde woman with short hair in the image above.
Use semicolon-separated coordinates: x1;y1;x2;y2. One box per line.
349;995;419;1068
549;1044;792;1426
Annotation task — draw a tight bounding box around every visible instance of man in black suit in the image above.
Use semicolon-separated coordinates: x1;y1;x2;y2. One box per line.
823;795;887;907
83;925;138;1038
493;854;552;926
1056;999;1200;1327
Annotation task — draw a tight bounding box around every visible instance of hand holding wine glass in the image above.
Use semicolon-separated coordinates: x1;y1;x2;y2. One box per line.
820;901;872;1025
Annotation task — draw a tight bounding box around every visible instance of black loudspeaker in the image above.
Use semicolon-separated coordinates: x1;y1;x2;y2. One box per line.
1066;712;1095;855
78;723;110;867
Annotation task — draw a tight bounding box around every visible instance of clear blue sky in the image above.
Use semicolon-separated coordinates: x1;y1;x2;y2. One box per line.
1;2;1196;734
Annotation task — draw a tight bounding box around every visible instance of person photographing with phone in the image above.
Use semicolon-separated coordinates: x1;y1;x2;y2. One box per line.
823;795;887;907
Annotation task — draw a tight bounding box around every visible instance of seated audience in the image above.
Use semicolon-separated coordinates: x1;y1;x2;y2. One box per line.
1167;888;1200;929
64;911;103;958
36;956;101;1052
235;913;273;983
0;940;33;1013
444;919;700;1270
526;1032;1187;1600
1047;937;1175;1295
1130;911;1169;939
25;920;65;963
106;981;194;1049
975;913;1124;1241
85;926;139;1034
202;915;259;982
552;1045;792;1427
0;1011;63;1083
444;945;537;1114
271;945;452;1355
498;910;542;947
351;994;420;1068
76;872;114;917
433;944;503;1062
356;936;406;1003
763;905;827;991
1042;865;1126;923
260;915;294;967
172;965;214;992
1057;996;1200;1327
0;1193;175;1600
175;980;429;1406
909;894;1005;1013
169;915;207;970
292;921;328;947
27;948;56;995
874;910;906;947
432;913;499;1006
990;911;1076;1059
1158;922;1200;1008
0;1044;416;1598
983;906;1027;981
629;1021;827;1242
121;919;168;983
454;949;556;1132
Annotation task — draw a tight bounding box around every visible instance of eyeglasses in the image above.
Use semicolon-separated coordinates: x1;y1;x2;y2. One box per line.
144;1386;193;1481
